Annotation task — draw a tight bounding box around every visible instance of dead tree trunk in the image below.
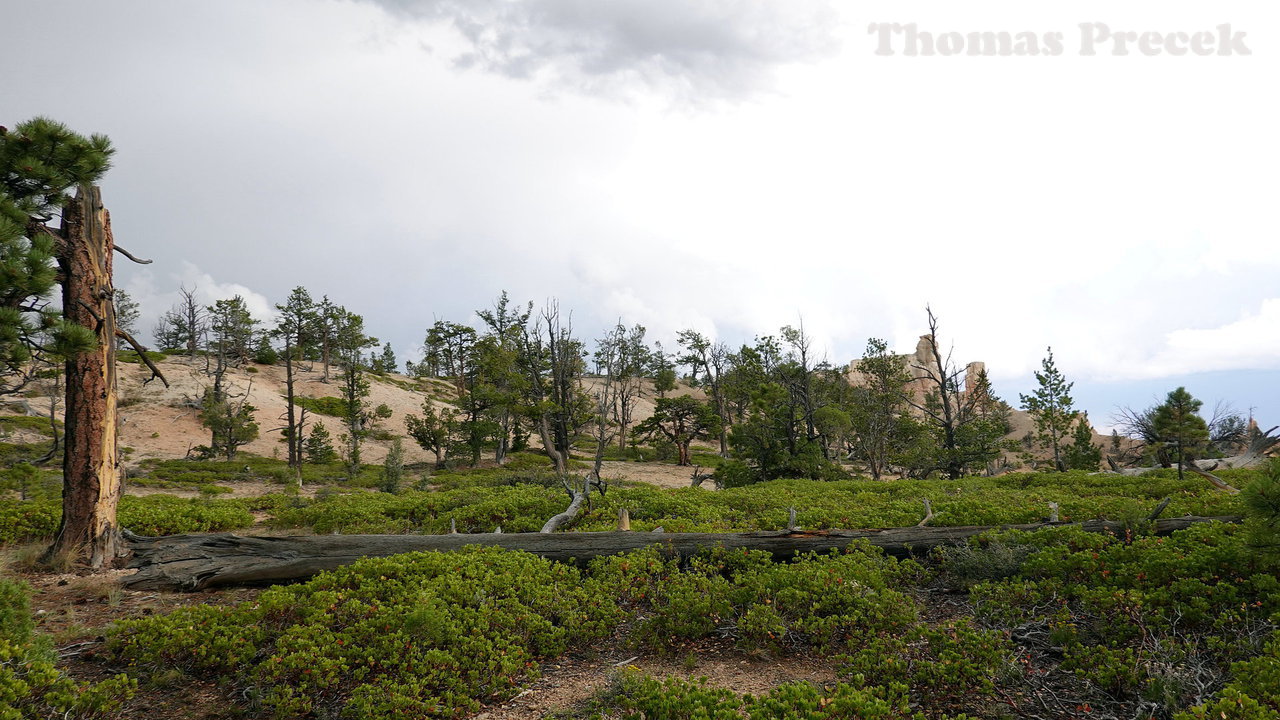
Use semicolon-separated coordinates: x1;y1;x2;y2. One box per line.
540;486;586;533
47;187;121;569
122;515;1240;591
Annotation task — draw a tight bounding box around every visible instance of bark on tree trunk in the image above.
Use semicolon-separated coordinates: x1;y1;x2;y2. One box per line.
121;515;1241;591
538;415;566;474
47;186;121;569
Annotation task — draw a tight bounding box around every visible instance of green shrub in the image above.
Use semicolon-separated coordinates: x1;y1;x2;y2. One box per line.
118;495;254;535
116;349;166;365
291;395;348;418
109;547;618;719
971;522;1280;715
603;671;971;720
0;579;33;645
0;500;60;543
0;415;60;437
589;544;919;653
0;579;135;719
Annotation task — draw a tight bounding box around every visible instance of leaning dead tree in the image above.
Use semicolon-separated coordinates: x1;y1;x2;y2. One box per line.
123;514;1239;591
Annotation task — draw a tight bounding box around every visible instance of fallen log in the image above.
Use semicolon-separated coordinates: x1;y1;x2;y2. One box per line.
121;515;1241;591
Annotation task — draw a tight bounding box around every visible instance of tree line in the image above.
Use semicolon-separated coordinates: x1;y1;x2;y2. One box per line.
0;116;1261;570
125;282;1266;492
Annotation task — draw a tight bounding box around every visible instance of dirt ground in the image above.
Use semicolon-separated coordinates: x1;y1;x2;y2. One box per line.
597;460;704;489
474;640;839;719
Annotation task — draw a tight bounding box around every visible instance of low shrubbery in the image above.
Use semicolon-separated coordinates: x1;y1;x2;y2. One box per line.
589;671;979;720
0;578;135;719
106;542;1000;718
261;467;1250;538
0;495;255;543
290;395;348;418
134;455;383;488
0;462;1272;717
110;547;617;719
591;544;920;653
970;521;1280;717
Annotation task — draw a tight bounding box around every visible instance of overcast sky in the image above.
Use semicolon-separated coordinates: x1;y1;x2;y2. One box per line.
4;1;1277;428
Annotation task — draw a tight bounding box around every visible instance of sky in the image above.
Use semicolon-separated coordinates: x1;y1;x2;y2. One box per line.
3;0;1277;430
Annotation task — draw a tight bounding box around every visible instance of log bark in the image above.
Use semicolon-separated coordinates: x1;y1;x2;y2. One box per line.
47;186;121;569
122;515;1240;591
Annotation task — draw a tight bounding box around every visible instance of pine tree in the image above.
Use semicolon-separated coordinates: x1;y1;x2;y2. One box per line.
2;117;145;567
0;118;105;393
112;290;140;348
273;287;316;479
848;338;914;480
334;309;378;477
207;296;257;365
198;387;259;460
303;421;337;464
1152;387;1210;483
405;400;457;468
372;342;396;375
1063;415;1102;471
1019;347;1078;471
380;437;404;494
635;396;722;466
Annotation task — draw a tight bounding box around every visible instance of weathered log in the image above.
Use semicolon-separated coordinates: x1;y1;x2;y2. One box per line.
121;515;1241;591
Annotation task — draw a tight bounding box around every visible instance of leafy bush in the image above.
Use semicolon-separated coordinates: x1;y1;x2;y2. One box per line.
0;578;135;719
109;547;618;719
599;671;975;720
291;395;348;418
118;495;254;535
0;500;60;543
841;621;1011;702
971;522;1280;716
117;349;167;365
589;544;920;653
0;415;60;437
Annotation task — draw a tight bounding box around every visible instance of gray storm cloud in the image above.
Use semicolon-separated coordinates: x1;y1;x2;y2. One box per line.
360;0;841;98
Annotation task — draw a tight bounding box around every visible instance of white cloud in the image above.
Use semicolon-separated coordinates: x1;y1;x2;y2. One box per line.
1130;299;1280;379
360;0;842;100
121;262;274;346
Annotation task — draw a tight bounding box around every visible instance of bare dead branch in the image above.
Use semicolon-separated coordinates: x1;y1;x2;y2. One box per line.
113;245;153;264
1181;462;1240;495
115;327;170;387
1147;497;1173;521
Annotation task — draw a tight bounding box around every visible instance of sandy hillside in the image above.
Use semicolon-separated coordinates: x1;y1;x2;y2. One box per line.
115;357;707;469
117;356;457;465
32;354;1108;481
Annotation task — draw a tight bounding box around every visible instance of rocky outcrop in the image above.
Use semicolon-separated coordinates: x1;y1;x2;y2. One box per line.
848;335;986;401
